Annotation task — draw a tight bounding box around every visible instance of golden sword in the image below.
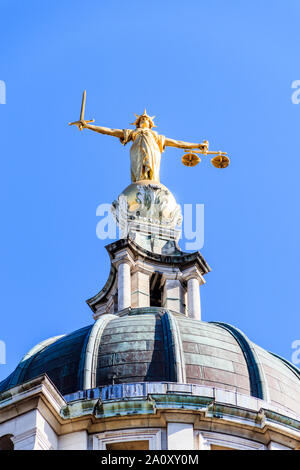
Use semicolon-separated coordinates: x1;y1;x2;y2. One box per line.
69;90;95;130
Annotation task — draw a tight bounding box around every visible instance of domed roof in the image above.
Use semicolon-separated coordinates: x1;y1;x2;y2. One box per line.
1;307;300;418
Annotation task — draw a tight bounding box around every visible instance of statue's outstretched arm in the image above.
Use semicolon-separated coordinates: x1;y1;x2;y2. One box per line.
165;137;207;151
82;122;124;139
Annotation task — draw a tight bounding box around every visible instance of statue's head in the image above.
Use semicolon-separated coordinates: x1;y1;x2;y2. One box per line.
131;109;156;129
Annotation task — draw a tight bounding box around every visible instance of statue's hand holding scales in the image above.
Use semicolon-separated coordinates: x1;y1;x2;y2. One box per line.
69;91;229;182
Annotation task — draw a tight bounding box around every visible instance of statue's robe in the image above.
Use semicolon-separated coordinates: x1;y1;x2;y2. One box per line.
120;128;165;182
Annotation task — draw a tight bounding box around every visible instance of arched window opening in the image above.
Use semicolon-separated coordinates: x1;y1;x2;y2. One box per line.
150;273;163;307
0;434;14;450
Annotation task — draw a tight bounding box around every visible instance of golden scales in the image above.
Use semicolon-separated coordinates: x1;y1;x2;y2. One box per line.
181;140;230;169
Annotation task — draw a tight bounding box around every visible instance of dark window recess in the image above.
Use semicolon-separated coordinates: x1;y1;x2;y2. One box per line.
113;291;118;313
106;440;149;450
150;273;163;307
0;434;14;450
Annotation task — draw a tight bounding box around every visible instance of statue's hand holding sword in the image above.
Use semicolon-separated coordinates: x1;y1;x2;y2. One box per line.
69;90;94;131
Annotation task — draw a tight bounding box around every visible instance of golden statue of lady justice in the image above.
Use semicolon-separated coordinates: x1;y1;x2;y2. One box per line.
69;91;229;182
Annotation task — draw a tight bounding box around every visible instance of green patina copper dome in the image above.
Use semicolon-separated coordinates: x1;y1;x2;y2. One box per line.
1;307;300;419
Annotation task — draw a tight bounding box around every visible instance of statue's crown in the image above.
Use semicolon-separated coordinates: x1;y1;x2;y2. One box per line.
131;109;156;128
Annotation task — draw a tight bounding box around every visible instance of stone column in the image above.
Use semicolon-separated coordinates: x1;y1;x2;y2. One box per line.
162;272;185;313
118;261;131;310
58;431;88;450
187;278;201;320
113;249;134;312
167;423;194;450
10;410;58;450
131;270;150;308
182;267;205;321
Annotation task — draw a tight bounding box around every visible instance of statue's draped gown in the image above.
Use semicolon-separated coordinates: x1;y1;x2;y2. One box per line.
120;128;166;182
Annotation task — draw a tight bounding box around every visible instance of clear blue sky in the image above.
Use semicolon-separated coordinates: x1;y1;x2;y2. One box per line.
1;0;300;381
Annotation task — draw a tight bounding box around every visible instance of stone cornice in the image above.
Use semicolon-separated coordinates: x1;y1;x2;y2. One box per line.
0;374;65;412
0;375;66;432
1;377;299;446
86;265;117;313
182;266;205;284
105;238;211;274
62;381;300;434
111;248;135;269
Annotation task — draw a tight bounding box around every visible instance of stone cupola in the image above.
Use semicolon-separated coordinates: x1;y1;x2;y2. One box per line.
87;180;210;321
